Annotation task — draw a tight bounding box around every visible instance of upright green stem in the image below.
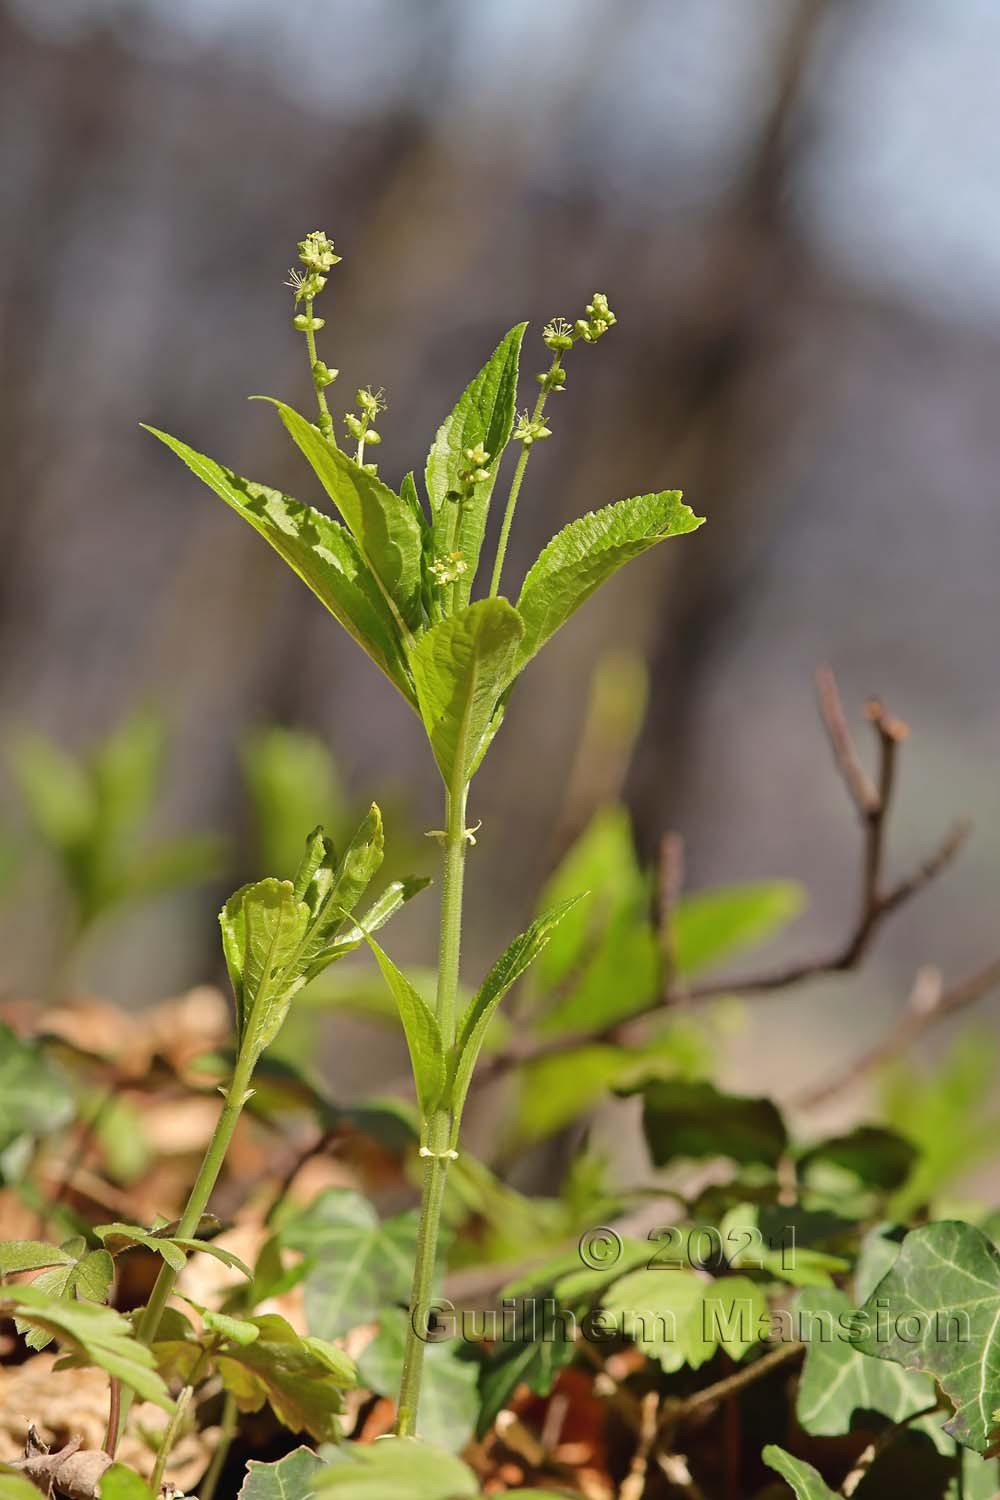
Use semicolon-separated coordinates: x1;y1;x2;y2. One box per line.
116;1046;257;1442
304;296;335;443
199;1390;237;1500
489;353;560;598
395;780;468;1438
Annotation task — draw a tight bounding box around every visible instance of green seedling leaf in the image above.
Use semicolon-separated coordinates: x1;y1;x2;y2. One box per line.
447;896;584;1135
674;879;806;977
98;1466;155;1500
357;1307;479;1453
516;490;704;666
410;598;524;785
2;1283;172;1410
144;429;414;701
16;1241;114;1351
238;1448;323;1500
601;1268;766;1373
633;1079;788;1169
279;1189;418;1340
220;877;310;1059
762;1446;839;1500
0;1240;76;1275
265;399;423;631
216;1313;356;1443
795;1287;939;1440
425;323;526;607
167;1239;252;1278
365;938;445;1119
93;1223;186;1270
317;1438;478;1498
855;1220;1000;1454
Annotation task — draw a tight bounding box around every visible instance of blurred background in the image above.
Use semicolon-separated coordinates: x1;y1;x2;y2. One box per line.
1;0;998;1109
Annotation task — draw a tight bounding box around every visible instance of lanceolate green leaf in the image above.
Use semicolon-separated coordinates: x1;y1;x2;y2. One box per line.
265;399;424;632
410;598;524;786
516;490;704;665
366;937;446;1119
447;896;585;1137
855;1220;1000;1454
426;324;526;606
220;878;310;1057
143;429;414;703
762;1446;839;1500
295;807;384;980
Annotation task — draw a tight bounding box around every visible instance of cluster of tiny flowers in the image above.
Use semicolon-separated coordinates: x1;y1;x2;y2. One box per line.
514;411;552;447
287;232;341;395
428;550;468;586
538;296;616;391
344;387;387;471
458;443;491;490
576;292;616;342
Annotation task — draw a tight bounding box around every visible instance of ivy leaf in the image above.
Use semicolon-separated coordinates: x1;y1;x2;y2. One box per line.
762;1446;839;1500
855;1220;1000;1454
425;324;526;606
317;1438;478;1498
357;1308;479;1453
1;1283;172;1410
143;429;414;702
601;1269;767;1373
515;491;704;666
238;1448;323;1500
410;598;524;786
216;1313;356;1443
447;896;585;1133
633;1079;788;1169
365;938;445;1119
279;1189;418;1340
265;400;424;631
795;1287;938;1439
15;1240;114;1352
674;880;805;977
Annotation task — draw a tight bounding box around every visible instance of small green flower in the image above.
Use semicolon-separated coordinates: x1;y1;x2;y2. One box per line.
542;317;575;352
457;443;491;490
514;412;552;447
576;292;616;343
429;551;468;586
298;230;341;275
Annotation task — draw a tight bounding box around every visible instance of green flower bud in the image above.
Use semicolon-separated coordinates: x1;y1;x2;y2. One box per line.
313;361;339;388
344;412;365;440
364;428;382;446
293;313;325;332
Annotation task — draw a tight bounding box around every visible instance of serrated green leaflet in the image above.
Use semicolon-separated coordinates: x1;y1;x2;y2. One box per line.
16;1244;113;1352
762;1446;839;1499
143;429;414;701
279;1189;418;1340
0;1240;76;1275
855;1220;1000;1454
357;1308;479;1453
516;490;704;666
425;324;526;608
365;937;445;1119
265;399;424;632
215;1313;356;1443
2;1283;172;1410
410;597;523;785
447;895;585;1139
220;877;310;1059
795;1287;938;1440
238;1448;323;1500
317;1438;478;1498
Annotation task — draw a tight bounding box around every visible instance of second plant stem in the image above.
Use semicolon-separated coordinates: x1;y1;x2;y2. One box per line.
116;1044;257;1442
395;780;468;1438
489;351;560;598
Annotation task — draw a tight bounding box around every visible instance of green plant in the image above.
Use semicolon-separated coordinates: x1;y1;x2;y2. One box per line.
8;707;223;989
146;230;703;1436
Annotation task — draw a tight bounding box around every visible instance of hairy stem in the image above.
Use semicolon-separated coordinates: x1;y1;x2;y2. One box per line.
489;354;559;597
395;780;468;1437
149;1383;192;1494
116;1045;256;1441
